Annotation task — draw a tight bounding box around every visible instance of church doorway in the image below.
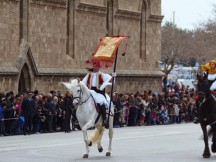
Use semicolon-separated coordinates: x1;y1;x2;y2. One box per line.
18;63;31;93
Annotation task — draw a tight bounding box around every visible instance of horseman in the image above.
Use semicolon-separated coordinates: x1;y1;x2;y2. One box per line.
82;60;113;128
201;60;216;94
193;59;216;124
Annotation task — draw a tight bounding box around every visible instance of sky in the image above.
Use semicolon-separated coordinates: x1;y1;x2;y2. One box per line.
162;0;216;30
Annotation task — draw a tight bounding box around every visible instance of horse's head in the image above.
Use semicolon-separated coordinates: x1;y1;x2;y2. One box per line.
68;78;82;106
61;78;82;106
197;72;210;101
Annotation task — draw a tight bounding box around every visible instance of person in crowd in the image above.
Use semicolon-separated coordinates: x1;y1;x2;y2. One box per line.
56;96;64;131
32;95;41;134
71;102;77;131
15;96;24;135
21;92;36;135
113;93;123;128
160;104;169;124
39;95;48;133
51;96;58;132
122;94;130;126
15;97;22;116
63;91;73;133
145;95;154;125
173;103;180;123
128;94;139;126
0;101;7;136
44;93;55;133
3;92;16;135
151;108;157;125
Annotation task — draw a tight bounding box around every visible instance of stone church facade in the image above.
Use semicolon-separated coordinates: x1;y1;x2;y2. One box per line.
0;0;164;94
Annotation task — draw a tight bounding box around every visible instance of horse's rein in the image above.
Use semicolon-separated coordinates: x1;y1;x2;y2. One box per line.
73;85;91;105
197;91;216;111
197;91;212;104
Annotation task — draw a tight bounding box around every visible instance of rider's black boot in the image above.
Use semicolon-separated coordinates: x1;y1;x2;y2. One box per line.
98;104;109;129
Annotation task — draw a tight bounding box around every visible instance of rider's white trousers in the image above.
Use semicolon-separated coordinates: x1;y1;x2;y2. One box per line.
208;74;216;91
210;81;216;91
89;90;111;109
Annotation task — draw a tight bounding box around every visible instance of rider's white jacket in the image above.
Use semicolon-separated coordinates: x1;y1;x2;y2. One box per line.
82;71;112;109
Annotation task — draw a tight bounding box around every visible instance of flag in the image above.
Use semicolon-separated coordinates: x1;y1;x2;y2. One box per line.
86;36;128;68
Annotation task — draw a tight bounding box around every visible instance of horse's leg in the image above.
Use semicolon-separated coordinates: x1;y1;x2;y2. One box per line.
211;125;216;153
201;123;211;158
81;121;94;158
106;117;113;156
82;129;90;158
95;125;104;153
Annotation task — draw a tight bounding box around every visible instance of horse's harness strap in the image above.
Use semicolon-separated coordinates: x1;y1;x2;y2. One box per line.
212;94;216;102
198;91;205;95
73;85;91;105
95;112;101;124
210;120;216;126
79;93;91;105
198;91;213;106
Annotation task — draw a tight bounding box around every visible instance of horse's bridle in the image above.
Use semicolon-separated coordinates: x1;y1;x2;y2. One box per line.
197;90;212;105
73;85;91;105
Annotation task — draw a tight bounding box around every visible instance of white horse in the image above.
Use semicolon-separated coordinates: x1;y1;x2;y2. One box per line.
62;78;114;158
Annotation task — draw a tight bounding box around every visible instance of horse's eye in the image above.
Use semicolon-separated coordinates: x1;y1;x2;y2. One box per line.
77;89;80;93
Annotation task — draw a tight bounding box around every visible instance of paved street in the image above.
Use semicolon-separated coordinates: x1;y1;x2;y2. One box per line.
0;123;216;162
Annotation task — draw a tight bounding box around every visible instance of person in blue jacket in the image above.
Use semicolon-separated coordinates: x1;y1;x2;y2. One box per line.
0;102;7;136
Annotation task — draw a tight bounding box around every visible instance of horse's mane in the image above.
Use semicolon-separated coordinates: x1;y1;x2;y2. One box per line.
70;78;89;92
197;76;210;92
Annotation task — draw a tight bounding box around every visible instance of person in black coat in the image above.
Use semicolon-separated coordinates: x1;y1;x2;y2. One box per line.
45;94;57;133
3;92;15;135
63;91;73;133
21;92;36;135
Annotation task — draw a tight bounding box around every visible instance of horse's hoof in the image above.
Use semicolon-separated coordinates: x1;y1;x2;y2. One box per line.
203;154;210;158
83;154;89;158
98;147;103;152
88;141;92;146
106;152;111;156
211;144;216;153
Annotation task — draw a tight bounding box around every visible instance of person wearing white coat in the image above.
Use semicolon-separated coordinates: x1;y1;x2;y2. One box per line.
82;61;113;128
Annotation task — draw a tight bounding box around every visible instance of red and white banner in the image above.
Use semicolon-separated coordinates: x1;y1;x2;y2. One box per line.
86;36;128;68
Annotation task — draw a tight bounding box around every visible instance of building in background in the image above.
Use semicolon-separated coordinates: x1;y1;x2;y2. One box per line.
0;0;163;94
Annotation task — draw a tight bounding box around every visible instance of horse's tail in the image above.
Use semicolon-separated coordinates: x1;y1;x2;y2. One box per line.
90;124;105;143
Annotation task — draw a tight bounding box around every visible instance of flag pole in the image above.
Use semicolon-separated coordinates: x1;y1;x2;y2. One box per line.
107;32;120;127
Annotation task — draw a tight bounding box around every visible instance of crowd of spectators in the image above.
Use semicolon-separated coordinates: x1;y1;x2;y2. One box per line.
0;84;197;136
112;84;197;128
0;90;77;136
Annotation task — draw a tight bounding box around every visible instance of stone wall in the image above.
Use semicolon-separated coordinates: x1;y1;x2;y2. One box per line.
0;0;164;94
0;0;20;66
29;0;68;68
0;75;17;93
116;76;162;93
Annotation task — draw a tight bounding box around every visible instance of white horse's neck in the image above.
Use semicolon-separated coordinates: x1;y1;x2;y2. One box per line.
79;81;91;97
75;80;99;127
